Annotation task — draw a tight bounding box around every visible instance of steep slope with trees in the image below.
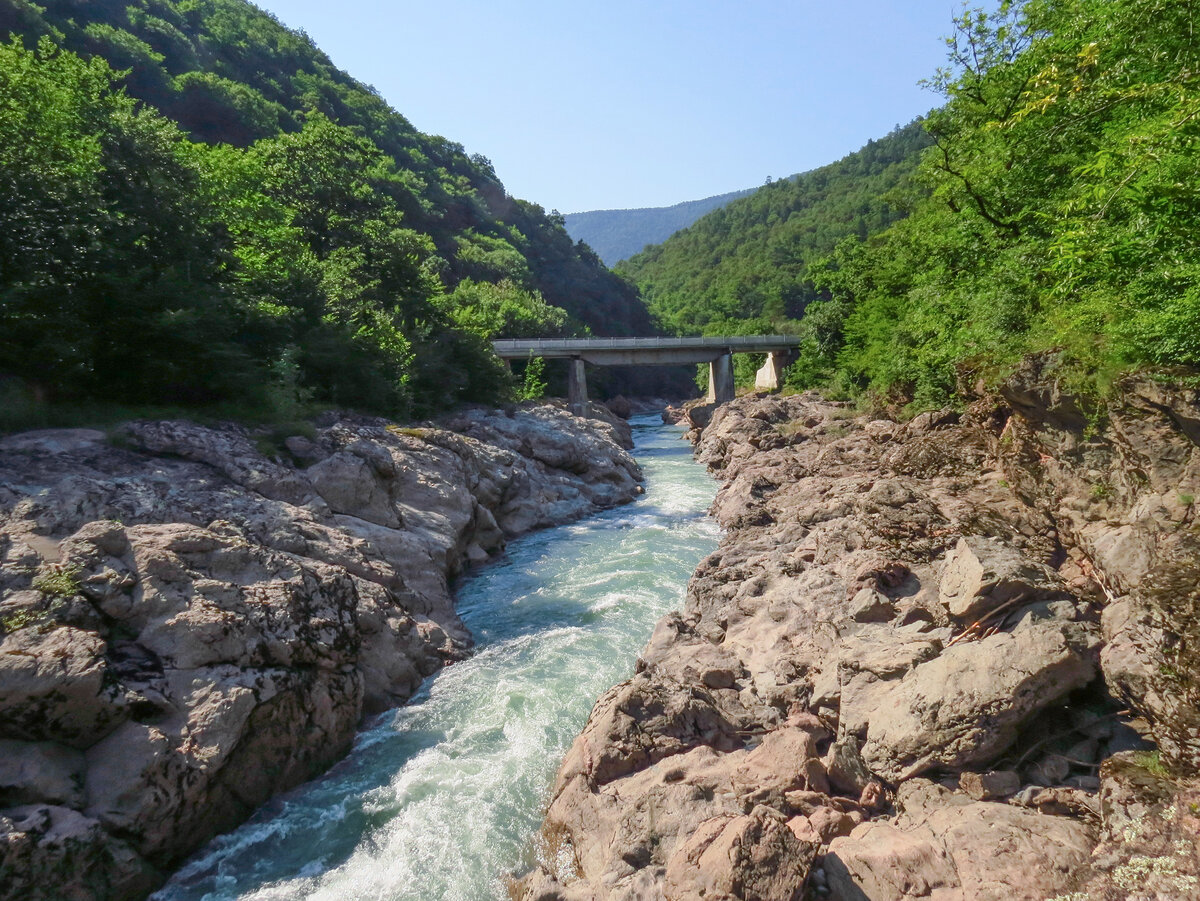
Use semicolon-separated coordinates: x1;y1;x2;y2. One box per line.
618;122;931;336
0;0;654;422
793;0;1200;406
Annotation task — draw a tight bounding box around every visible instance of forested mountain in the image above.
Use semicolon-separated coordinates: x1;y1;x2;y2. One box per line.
790;0;1200;407
619;122;931;336
0;0;654;421
564;187;756;266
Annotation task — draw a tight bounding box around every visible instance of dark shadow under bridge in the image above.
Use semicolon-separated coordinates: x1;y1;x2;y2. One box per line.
492;336;800;407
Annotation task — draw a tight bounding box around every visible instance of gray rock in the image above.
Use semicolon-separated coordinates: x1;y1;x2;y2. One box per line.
513;376;1200;899
664;808;816;901
1097;751;1179;843
958;769;1020;800
938;536;1059;623
0;740;86;807
860;620;1100;781
848;588;894;623
825;736;873;796
1027;753;1071;786
0;404;642;898
825;821;959;901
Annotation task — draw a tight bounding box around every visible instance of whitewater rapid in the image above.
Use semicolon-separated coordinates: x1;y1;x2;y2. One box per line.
154;415;718;901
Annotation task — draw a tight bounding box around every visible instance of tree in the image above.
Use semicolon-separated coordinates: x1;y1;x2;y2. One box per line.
0;36;253;403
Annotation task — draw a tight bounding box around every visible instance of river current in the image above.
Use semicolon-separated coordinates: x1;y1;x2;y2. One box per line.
155;416;718;901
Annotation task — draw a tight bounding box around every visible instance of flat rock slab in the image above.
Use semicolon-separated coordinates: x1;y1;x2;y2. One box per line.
826;798;1094;901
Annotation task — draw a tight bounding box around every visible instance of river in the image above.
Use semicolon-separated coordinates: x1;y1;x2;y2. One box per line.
154;415;719;901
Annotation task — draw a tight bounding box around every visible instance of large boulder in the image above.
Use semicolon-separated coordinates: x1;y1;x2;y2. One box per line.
860;620;1099;781
825;780;1094;901
664;808;817;901
938;536;1060;623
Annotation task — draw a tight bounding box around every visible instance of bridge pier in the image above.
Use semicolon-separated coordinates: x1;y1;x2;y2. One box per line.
568;357;588;411
706;353;735;404
492;337;800;409
754;351;787;391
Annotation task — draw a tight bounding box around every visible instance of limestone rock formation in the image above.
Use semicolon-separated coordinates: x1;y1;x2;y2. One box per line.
0;402;642;901
519;367;1199;901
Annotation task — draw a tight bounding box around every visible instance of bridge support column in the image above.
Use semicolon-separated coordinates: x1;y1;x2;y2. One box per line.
754;351;786;391
568;357;588;412
706;353;736;404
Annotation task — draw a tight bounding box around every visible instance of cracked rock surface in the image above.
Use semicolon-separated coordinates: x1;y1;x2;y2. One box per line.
0;402;641;901
517;361;1200;901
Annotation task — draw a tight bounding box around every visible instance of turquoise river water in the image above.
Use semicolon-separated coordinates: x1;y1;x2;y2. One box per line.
154;416;719;901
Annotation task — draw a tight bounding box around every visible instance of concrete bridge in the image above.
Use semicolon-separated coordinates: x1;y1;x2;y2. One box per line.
492;336;800;406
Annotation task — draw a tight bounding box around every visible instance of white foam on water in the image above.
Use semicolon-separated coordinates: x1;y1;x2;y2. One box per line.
154;417;717;901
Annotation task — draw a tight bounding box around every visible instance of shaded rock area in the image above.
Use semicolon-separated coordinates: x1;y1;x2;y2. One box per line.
0;402;642;901
517;362;1200;901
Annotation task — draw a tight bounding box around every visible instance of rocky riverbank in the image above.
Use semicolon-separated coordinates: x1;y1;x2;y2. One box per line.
518;358;1200;901
0;403;643;901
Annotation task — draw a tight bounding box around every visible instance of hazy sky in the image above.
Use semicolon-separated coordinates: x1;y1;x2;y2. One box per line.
255;1;960;213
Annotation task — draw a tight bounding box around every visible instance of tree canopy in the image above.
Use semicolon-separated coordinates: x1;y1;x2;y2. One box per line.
0;0;657;420
622;0;1200;408
798;0;1200;406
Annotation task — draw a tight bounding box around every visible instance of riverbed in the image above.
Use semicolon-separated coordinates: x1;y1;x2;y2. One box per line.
154;415;718;901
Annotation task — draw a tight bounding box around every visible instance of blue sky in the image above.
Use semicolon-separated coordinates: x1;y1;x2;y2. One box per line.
256;1;961;213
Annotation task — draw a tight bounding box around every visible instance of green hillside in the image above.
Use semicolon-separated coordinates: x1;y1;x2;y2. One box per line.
618;122;931;336
563;187;756;266
0;0;655;422
794;0;1200;407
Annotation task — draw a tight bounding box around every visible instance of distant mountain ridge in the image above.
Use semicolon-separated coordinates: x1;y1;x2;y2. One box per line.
564;187;758;266
618;121;932;335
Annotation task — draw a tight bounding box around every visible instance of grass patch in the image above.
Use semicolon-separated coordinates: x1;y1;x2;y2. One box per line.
1131;750;1171;778
0;608;44;634
31;565;81;598
386;425;429;440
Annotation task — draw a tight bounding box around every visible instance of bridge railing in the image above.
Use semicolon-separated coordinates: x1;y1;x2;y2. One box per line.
492;335;801;357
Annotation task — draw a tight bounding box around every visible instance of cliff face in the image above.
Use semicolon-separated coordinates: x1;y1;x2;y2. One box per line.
0;403;642;901
519;363;1200;901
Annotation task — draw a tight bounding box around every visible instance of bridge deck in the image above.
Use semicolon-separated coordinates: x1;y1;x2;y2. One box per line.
492;336;800;360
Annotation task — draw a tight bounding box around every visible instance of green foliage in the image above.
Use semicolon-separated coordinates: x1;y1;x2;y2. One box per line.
0;36;255;405
173;70;288;144
1130;750;1170;778
797;0;1200;406
619;122;932;336
262;346;314;422
517;355;548;401
32;565;81;598
622;1;1200;406
0;608;44;634
0;0;655;420
438;280;568;339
